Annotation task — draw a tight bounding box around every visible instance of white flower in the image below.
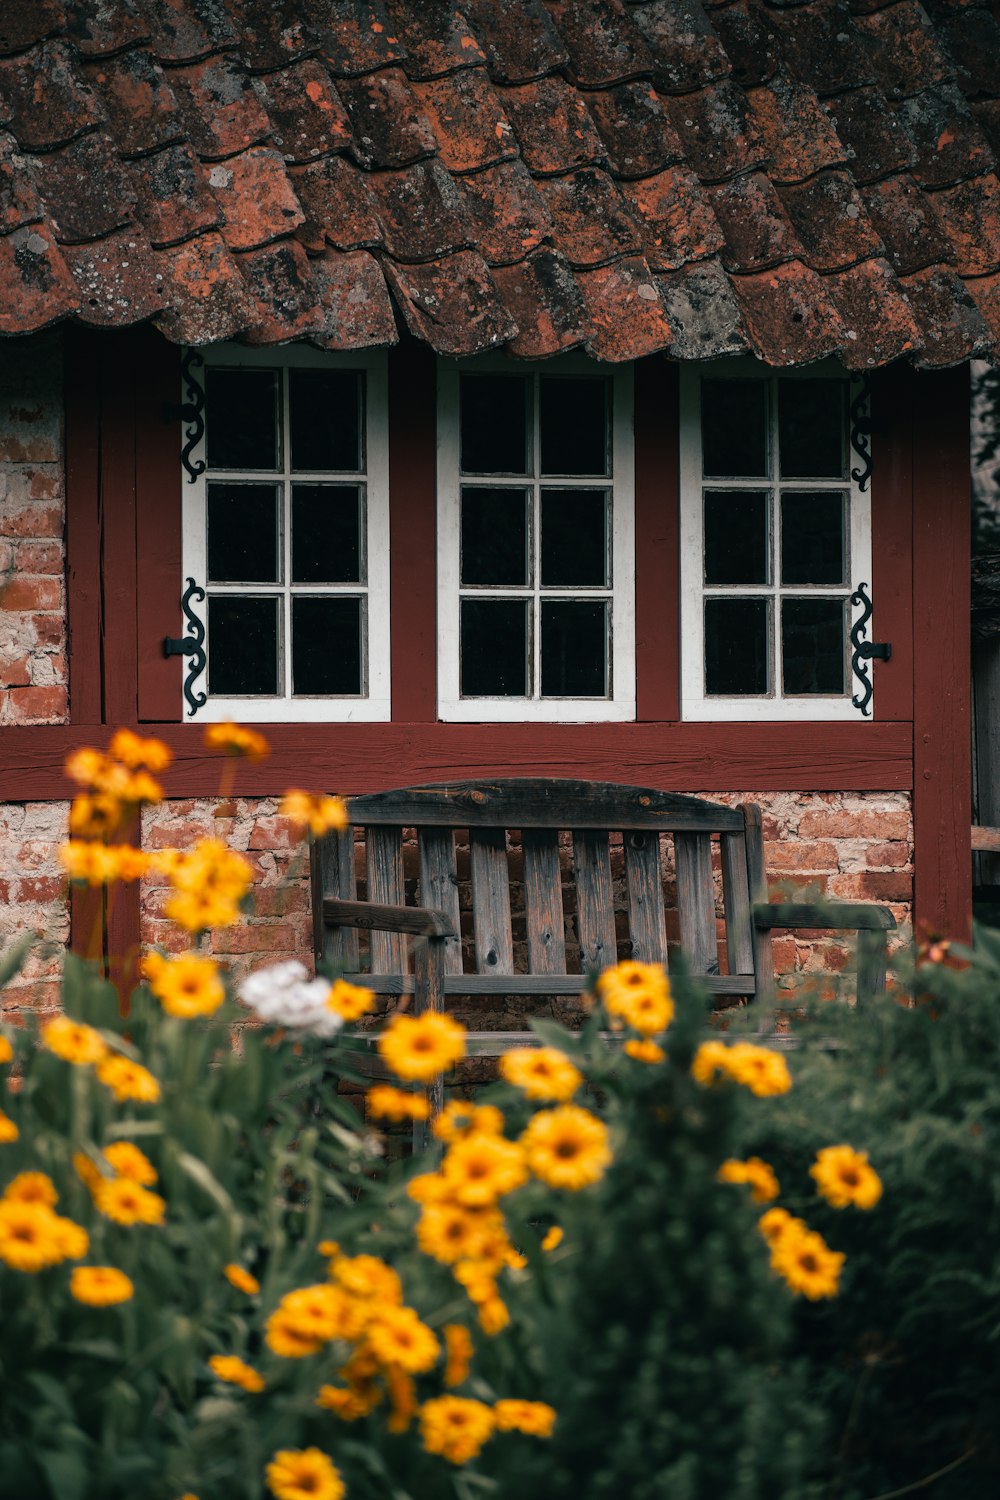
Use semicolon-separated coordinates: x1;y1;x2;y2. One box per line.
237;960;344;1039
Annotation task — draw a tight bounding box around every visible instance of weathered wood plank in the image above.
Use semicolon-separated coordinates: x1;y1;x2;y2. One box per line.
754;903;896;933
412;935;447;1147
522;829;567;974
971;825;1000;853
469;827;514;974
742;803;774;1007
674;831;718;975
311;831;358;969
365;826;405;974
348;780;744;831
720;831;754;977
418;828;463;974
573;831;618;971
623;831;668;963
323;898;455;938
857;929;888;1007
340;973;756;996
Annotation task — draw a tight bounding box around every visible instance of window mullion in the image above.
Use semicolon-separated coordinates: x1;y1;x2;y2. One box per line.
532;374;542;701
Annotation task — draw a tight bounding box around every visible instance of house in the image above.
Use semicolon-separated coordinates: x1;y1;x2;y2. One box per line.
1;0;997;1014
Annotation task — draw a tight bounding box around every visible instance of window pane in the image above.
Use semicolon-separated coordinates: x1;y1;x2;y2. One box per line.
781;491;845;585
292;484;362;583
540;377;608;476
705;598;769;695
782;598;845;695
208;596;278;695
704;490;769;585
461;487;529;586
460;375;528;474
702;379;768;478
778;379;845;478
461;599;528;696
292;596;362;695
207;483;279;583
205;368;278;470
289;369;362;472
541;600;607;697
541;489;608;586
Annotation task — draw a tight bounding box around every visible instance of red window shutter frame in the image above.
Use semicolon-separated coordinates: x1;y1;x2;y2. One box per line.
136;333;184;722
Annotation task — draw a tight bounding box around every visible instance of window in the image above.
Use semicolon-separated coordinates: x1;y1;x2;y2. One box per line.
180;347;389;721
437;357;635;722
679;361;872;720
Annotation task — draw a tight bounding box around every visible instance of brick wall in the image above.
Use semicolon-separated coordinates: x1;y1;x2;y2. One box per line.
0;800;71;1020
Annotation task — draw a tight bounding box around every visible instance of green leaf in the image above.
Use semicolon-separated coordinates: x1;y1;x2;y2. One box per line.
36;1438;90;1500
176;1151;241;1229
0;933;35;990
527;1017;586;1055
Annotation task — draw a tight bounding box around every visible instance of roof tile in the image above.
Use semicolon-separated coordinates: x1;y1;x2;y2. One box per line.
628;0;731;93
169;54;271;161
225;0;318;71
930;171;1000;275
61;224;166;325
549;0;655;89
895;83;996;188
655;256;748;359
130;142;223;248
491;246;589;356
729;259;845;365
257;59;352;163
537;167;641;268
777;169;884;272
0;2;64;58
0;133;45;234
706;170;800;273
143;0;238;64
312;0;409;78
765;1;875;98
665;80;766;183
710;2;781;90
899;261;993;365
290;152;381;250
939;9;1000;99
30;131;137;244
576;255;673;359
821;86;918;185
385;0;487;82
964;270;1000;344
860;172;954;274
207;146;304;251
154;229;255;343
852;2;954;101
384;249;518;354
369;158;474;261
308;246;398;349
825;256;921;367
585;82;684;178
413;67;517;172
0;41;105;151
972;99;1000;159
238;236;326;342
471;0;569;85
455;159;553;265
502;77;607;175
621;164;725;270
746;75;846;184
0;223;79;334
64;0;150;57
338;67;437;168
84;48;185;157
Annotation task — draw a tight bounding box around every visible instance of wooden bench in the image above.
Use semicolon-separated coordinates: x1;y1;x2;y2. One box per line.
311;779;896;1060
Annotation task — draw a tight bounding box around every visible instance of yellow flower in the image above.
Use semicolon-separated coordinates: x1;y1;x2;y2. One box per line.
225;1263;260;1295
520;1105;612;1191
52;1217;89;1260
41;1015;107;1066
142;951;225;1019
0;1202;66;1272
598;961;675;1037
74;1151;103;1193
432;1100;505;1143
0;1111;18;1143
442;1131;527;1207
493;1399;557;1437
316;1383;382;1421
209;1354;265;1393
624;1038;665;1064
378;1012;466;1083
96;1054;161;1104
65;747;109;787
366;1305;440;1373
0;1035;12;1064
326;978;375;1022
366;1084;431;1123
386;1366;417;1433
500;1046;582;1102
691;1039;792;1097
443;1323;473;1387
108;729;173;773
94;1177;166;1227
265;1448;345;1500
279;790;349;839
203;723;269;760
3;1172;58;1207
717;1156;780;1204
477;1295;510;1336
417;1201;501;1265
267;1284;361;1351
317;1239;340;1257
690;1039;730;1087
160;838;252;934
420;1395;495;1465
330;1253;404;1307
758;1207;802;1248
264;1310;325;1360
770;1225;845;1300
68;793;124;841
102;1142;158;1185
810;1145;883;1210
541;1224;563;1252
70;1266;134;1306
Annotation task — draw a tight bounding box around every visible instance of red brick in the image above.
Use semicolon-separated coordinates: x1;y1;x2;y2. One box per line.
798;809;911;840
2;654;30;686
766;840;839;872
252;885;309;917
210;923;296;953
28;613;64;647
12;541;62;573
17;875;65;903
0;577;61;611
866;841;912;868
768;875;830;901
248;816;301;850
5;685;67;722
0;504;62;537
829;872;913;902
28;471;60;500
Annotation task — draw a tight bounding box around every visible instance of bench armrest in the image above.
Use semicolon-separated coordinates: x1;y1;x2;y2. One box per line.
322;897;456;940
753;902;896;933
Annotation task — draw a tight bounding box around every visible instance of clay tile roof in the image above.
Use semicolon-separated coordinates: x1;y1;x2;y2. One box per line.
0;0;998;365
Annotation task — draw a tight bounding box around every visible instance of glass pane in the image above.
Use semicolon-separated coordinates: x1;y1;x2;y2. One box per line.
292;596;362;695
292;484;362;583
782;598;845;695
541;600;607;697
461;599;528;696
540;377;608;476
704;490;769;585
289;369;362;472
208;596;278;695
705;598;769;696
461;487;529;586
205;368;278;470
781;491;845;585
207;483;279;583
460;375;528;475
541;489;608;587
778;379;845;478
702;379;768;478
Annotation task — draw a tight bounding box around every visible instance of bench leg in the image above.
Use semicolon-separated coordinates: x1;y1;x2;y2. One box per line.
857;929;888;1009
412;935;447;1152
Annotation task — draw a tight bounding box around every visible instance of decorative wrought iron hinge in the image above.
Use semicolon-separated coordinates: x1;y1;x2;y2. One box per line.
849;373;872;492
162;348;206;485
163;577;207;718
849;582;891;718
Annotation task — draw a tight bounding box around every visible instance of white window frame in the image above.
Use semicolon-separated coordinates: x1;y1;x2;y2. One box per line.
437;354;636;723
679;358;872;722
181;344;390;723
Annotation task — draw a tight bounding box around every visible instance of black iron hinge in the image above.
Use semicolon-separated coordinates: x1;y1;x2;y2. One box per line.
850;582;891;717
163;577;207;717
162;348;206;485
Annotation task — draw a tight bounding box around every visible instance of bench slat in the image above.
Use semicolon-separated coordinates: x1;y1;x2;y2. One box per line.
720;829;755;977
347;780;744;832
624;830;668;964
675;831;718;975
418;828;463;975
522;829;567;974
342;973;757;996
366;826;405;974
470;827;514;975
311;829;358;970
742;803;775;1007
574;830;618;971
